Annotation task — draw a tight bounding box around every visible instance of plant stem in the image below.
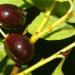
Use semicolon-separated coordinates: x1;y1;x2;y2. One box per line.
0;23;2;26
57;42;75;54
16;56;61;75
10;64;21;75
35;1;56;33
16;42;75;75
22;26;28;35
23;1;56;36
0;28;7;38
30;0;73;44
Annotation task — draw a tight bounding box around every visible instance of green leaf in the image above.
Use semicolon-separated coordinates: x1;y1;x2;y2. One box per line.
52;59;65;75
0;56;8;74
56;0;67;2
27;1;75;40
0;73;3;75
43;22;75;40
67;0;75;23
25;0;55;11
0;41;6;62
54;0;75;24
28;12;44;34
0;0;25;7
2;58;15;75
73;0;75;12
28;13;75;40
67;15;75;23
28;13;59;35
52;1;69;17
41;15;75;40
6;58;15;65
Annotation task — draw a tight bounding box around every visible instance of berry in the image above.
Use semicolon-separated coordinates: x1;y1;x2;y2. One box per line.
0;4;26;28
4;33;34;64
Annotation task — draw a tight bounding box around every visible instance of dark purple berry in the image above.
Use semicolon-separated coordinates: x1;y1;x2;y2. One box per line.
4;33;34;64
0;4;26;28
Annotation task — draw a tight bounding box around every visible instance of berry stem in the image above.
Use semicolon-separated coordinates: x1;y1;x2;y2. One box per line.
0;28;7;38
30;0;73;44
22;1;56;36
35;1;56;33
10;64;20;75
22;26;28;35
16;42;75;75
0;23;2;26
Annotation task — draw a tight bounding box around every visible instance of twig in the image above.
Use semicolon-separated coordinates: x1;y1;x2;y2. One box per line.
16;42;75;75
35;1;56;33
10;64;21;75
0;28;7;38
23;1;56;36
0;23;2;26
30;0;73;44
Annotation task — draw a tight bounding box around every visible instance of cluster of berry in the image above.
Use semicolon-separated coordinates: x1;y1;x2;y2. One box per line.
0;4;34;64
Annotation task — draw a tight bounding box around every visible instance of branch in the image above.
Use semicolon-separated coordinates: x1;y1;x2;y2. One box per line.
23;1;56;40
30;0;73;44
0;28;7;38
10;64;21;75
16;42;75;75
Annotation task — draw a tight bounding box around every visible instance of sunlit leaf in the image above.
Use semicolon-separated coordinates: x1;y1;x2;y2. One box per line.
56;0;67;2
41;15;75;40
52;59;65;75
73;0;75;12
27;0;75;40
6;58;15;65
28;14;75;40
67;0;75;23
28;12;44;34
43;22;75;40
67;15;75;23
0;0;25;7
0;41;6;62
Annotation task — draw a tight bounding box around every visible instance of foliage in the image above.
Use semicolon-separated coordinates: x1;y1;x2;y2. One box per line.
0;0;75;75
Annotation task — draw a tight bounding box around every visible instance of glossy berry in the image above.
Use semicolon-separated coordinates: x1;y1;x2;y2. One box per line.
0;4;26;28
4;33;34;64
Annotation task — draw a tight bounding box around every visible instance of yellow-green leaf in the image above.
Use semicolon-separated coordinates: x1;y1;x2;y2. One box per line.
0;0;25;7
0;42;6;62
52;59;65;75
